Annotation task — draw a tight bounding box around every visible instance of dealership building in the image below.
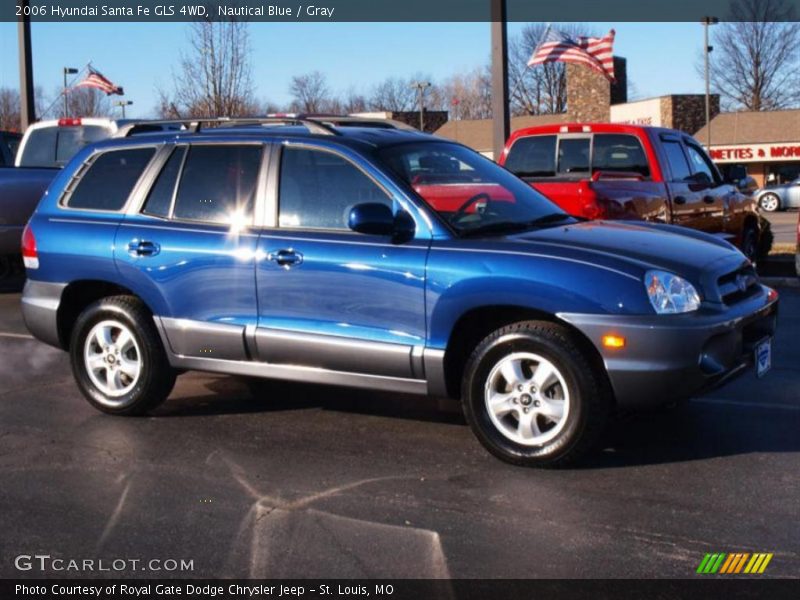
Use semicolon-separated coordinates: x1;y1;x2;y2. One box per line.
694;110;800;187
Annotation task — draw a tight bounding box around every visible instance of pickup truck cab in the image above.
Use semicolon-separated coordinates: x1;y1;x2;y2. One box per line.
499;123;763;259
21;118;778;467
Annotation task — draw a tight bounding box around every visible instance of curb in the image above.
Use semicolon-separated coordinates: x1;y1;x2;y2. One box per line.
761;276;800;288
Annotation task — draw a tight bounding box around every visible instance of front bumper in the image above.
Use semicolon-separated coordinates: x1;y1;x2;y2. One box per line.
559;286;778;409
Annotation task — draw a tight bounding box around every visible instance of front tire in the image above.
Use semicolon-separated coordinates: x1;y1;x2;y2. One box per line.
70;295;176;415
461;321;611;468
758;193;780;212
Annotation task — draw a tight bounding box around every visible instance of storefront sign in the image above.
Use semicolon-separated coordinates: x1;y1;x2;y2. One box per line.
709;142;800;163
610;98;662;127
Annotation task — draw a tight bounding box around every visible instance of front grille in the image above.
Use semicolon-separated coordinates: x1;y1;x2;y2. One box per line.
718;265;760;305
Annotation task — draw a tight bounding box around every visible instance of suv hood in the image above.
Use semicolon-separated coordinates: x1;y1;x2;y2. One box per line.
501;220;747;282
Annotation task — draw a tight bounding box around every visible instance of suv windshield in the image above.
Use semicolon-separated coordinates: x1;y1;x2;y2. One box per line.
378;142;570;235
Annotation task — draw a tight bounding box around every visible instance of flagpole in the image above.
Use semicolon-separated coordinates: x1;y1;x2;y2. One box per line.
509;23;551;113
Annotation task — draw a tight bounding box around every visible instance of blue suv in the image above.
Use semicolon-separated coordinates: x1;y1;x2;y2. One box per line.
21;117;778;467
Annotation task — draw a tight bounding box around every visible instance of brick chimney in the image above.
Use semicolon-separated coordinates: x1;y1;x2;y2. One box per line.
566;56;627;122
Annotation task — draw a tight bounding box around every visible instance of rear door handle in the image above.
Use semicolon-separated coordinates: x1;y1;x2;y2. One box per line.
673;196;687;205
268;249;303;268
702;195;716;204
127;240;160;257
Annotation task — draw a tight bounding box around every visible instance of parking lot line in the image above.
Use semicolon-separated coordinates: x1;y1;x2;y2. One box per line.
0;331;34;340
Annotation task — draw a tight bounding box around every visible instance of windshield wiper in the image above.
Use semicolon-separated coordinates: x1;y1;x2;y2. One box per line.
458;213;576;238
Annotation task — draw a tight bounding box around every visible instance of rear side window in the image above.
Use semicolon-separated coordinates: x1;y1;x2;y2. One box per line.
557;138;590;174
172;145;262;224
279;147;391;230
593;134;650;177
66;147;155;211
662;141;692;182
504;135;556;177
142;146;187;218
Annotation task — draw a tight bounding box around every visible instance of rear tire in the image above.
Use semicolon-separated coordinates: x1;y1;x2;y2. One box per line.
758;193;780;212
70;295;176;415
461;320;611;468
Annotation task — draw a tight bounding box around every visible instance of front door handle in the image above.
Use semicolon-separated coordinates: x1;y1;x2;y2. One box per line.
268;249;303;268
702;195;716;204
127;240;160;257
673;196;687;205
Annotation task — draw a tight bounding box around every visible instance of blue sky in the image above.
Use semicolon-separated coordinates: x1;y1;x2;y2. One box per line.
0;22;705;119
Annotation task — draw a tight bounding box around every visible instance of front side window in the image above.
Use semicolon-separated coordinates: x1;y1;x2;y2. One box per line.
662;141;692;182
379;141;569;236
172;145;262;224
504;135;556;178
66;147;155;211
685;143;718;184
278;146;392;230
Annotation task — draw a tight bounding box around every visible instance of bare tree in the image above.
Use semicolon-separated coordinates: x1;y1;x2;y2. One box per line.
433;67;493;120
64;87;112;118
368;77;418;112
509;23;595;116
341;87;368;114
159;17;256;118
288;71;331;113
704;0;800;111
0;88;20;130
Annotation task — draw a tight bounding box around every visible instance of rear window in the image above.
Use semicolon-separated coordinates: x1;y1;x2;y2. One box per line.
19;125;110;168
593;134;650;177
65;147;155;211
504;135;556;177
558;138;590;174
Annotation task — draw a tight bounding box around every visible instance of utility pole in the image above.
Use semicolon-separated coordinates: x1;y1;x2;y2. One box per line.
63;67;78;118
17;0;36;129
114;100;133;118
411;81;431;131
701;16;719;149
490;0;509;161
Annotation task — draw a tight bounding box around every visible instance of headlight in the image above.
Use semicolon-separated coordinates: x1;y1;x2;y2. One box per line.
645;270;701;314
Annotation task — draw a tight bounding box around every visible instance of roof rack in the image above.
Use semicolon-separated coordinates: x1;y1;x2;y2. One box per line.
115;116;339;138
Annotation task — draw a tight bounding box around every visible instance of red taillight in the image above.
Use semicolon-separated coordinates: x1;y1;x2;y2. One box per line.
767;287;779;303
21;224;38;269
57;118;82;126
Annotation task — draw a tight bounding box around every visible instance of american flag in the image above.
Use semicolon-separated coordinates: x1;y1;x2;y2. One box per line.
75;67;124;96
528;27;616;82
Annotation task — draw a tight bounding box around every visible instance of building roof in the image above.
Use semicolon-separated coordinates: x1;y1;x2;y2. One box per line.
694;109;800;145
435;114;568;153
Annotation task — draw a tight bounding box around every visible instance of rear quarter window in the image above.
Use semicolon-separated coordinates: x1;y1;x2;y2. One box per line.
65;147;156;211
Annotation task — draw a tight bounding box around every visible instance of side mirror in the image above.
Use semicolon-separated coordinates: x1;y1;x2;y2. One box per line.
736;176;758;195
348;203;416;242
348;203;395;235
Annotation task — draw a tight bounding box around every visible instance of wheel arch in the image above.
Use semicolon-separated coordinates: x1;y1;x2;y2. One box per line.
440;304;611;401
56;280;157;349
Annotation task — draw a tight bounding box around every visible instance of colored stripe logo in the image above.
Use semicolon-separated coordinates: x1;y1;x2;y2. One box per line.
697;553;773;574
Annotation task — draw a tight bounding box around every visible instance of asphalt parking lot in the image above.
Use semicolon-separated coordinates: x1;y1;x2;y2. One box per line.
764;210;798;246
0;279;798;579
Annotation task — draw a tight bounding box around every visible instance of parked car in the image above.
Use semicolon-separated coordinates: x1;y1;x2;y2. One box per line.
498;123;765;260
754;176;800;212
21;118;778;467
0;130;22;166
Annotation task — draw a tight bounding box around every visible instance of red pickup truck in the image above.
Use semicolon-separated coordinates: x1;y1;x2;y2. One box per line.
498;123;765;259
